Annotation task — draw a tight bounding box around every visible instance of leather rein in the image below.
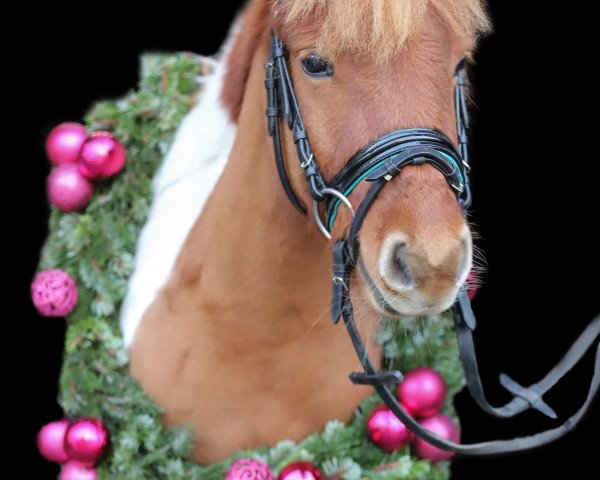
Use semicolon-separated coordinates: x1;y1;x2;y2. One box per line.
264;32;600;455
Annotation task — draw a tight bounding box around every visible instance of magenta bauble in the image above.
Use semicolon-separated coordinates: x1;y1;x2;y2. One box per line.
31;269;78;317
397;367;447;418
467;271;478;300
366;404;415;452
225;458;274;480
45;122;88;165
413;414;460;462
36;419;71;463
78;131;126;180
59;461;98;480
47;163;94;212
64;418;109;467
278;461;322;480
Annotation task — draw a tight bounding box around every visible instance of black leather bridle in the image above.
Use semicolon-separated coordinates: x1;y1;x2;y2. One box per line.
265;31;600;455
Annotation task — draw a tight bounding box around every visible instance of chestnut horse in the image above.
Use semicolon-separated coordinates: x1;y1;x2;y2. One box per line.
121;0;490;463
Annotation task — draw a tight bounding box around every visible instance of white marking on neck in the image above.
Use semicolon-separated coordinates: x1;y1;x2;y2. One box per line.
119;44;237;347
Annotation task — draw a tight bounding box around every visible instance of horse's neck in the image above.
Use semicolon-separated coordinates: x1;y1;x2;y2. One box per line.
172;45;332;335
130;43;382;462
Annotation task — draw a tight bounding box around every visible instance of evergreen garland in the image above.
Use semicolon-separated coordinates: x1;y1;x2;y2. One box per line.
38;53;465;479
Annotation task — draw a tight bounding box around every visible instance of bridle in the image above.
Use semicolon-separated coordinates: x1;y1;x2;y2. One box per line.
264;31;600;455
265;35;471;237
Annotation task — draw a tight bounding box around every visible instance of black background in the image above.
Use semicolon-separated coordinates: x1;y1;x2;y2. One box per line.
12;1;599;478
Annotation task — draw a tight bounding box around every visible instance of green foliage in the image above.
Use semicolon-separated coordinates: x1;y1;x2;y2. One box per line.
39;53;464;479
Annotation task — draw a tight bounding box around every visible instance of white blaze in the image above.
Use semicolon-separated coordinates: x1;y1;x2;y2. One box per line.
119;44;237;346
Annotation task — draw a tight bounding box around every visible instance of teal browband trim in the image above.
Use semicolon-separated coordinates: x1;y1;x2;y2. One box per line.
326;150;463;231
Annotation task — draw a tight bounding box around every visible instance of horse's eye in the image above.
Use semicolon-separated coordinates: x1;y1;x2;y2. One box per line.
301;54;334;78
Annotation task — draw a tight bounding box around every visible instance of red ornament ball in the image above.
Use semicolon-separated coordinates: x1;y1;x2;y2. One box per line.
78;131;126;180
31;269;78;317
366;404;415;451
64;418;109;467
59;461;97;480
47;163;94;212
278;461;322;480
226;458;274;480
413;414;460;462
46;122;88;165
467;270;478;300
36;419;71;463
397;367;447;418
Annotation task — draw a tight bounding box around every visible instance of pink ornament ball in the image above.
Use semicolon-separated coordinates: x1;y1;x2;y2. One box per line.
47;163;94;212
397;367;447;418
78;131;126;180
64;418;109;467
413;414;460;462
278;461;322;480
59;461;98;480
36;419;71;463
366;404;415;452
467;271;478;300
226;458;274;480
46;122;88;165
31;269;78;317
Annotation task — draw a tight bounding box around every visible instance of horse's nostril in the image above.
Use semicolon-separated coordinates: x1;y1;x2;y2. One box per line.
378;237;416;292
392;242;414;287
378;230;470;297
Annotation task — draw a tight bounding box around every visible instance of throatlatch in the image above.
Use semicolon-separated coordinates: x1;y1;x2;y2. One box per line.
265;31;600;455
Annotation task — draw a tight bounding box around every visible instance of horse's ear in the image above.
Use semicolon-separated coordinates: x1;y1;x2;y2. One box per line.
221;0;271;122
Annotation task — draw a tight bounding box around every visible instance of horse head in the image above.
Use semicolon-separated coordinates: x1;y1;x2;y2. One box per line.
224;0;489;317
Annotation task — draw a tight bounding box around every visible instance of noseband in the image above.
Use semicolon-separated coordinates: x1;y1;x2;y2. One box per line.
265;32;600;455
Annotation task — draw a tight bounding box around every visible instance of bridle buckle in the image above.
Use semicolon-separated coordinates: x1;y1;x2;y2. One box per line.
300;153;313;169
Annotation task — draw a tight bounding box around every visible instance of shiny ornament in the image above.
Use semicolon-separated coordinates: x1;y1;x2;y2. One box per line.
78;131;126;180
31;269;78;317
467;271;478;300
278;461;322;480
366;404;415;451
413;414;460;462
36;419;71;463
397;367;447;418
226;458;274;480
47;163;94;212
46;122;88;165
59;461;97;480
64;418;109;467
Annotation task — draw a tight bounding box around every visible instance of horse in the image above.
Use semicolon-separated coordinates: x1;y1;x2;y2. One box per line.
120;0;490;463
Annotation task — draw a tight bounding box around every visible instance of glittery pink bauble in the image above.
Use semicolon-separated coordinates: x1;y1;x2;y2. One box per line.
78;131;126;180
59;461;98;480
45;123;88;165
36;419;71;463
64;418;109;467
366;404;415;452
278;462;322;480
397;368;447;418
31;269;78;317
413;414;460;462
225;458;274;480
47;164;94;212
467;271;478;300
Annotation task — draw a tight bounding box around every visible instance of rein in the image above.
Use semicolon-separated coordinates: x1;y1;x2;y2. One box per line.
264;31;600;455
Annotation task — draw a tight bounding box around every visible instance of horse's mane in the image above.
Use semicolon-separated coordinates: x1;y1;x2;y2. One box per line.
280;0;491;61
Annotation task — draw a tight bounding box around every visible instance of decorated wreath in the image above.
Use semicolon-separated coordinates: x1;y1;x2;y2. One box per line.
32;53;470;480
